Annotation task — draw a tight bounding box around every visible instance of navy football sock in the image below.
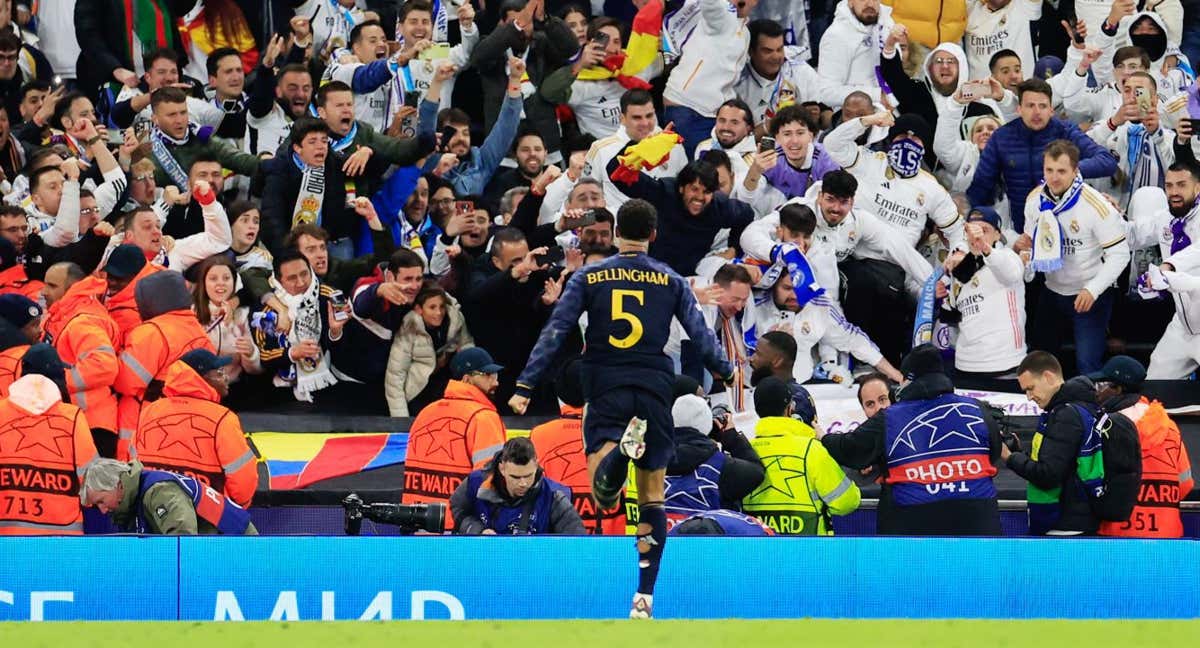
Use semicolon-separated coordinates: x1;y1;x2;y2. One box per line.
636;502;667;596
593;446;629;503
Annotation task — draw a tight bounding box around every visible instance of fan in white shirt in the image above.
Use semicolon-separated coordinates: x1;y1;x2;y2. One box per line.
583;90;687;212
965;0;1042;78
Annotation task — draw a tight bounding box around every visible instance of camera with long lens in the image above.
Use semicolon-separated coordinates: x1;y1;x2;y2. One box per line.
342;493;446;535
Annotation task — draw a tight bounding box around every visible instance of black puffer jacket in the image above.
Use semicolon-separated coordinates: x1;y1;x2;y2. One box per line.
668;426;765;510
1006;376;1101;535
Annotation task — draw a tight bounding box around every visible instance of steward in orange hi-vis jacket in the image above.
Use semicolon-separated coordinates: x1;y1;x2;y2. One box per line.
530;357;625;534
134;351;258;508
114;271;214;461
0;345;98;535
403;349;508;531
42;267;120;456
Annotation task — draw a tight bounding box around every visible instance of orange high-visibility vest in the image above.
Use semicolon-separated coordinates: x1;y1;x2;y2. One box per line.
0;344;28;397
114;309;214;461
530;408;626;535
44;277;120;433
0;374;98;535
402;380;507;531
1100;398;1194;538
134;360;258;508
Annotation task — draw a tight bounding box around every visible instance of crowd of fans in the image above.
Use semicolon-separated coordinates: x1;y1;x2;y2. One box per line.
0;0;1196;538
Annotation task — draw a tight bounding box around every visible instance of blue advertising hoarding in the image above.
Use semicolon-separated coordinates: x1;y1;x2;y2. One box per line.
1;536;1197;620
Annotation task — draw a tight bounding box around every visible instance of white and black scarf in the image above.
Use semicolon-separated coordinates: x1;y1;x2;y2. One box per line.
270;275;337;402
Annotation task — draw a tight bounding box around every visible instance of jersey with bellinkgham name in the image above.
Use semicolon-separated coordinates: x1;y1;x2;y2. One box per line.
517;252;730;397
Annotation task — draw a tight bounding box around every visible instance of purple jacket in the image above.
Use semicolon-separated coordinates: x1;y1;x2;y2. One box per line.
762;143;841;199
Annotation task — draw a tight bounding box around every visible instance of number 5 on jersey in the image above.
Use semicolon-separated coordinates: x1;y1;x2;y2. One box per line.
609;289;644;349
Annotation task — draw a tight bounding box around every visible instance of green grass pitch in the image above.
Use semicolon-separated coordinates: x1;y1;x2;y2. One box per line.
2;620;1199;647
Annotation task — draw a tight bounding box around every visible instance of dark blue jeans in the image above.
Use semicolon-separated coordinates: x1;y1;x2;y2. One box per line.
663;105;715;159
1031;286;1115;375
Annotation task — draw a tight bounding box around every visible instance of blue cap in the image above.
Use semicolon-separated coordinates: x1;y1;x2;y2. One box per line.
1087;355;1146;391
789;383;817;427
1034;55;1064;80
181;349;234;375
451;347;503;378
967;205;1002;231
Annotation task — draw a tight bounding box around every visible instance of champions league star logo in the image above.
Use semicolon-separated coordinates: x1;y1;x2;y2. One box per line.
889;402;989;458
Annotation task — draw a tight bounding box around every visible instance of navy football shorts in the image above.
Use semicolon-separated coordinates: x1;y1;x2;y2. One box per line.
582;386;674;470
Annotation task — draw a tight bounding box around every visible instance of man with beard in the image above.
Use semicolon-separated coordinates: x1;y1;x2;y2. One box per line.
484;129;548;214
402;346;508;530
749;204;902;384
693;100;757;184
817;0;894;88
1125;163;1200;378
247;55;314;158
420;58;528;196
879;25;1003;159
662;0;757;157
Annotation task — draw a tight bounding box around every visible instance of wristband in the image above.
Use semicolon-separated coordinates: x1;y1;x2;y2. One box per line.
1106;118;1118;131
86;136;103;146
194;186;216;206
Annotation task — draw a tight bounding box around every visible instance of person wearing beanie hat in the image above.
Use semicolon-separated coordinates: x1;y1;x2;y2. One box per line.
120;179;233;274
663;393;765;526
823;343;1004;536
102;243;163;337
529;357;627;535
941;205;1027;376
0;343;99;536
1088;355;1194;538
113;270;216;460
0;293;43;344
745;376;860;535
0;293;43;397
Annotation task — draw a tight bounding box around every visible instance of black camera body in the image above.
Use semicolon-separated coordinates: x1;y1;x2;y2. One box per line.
342;493;446;535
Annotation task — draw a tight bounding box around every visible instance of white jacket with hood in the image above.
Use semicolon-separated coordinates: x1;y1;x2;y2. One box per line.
817;0;894;88
1091;11;1192;98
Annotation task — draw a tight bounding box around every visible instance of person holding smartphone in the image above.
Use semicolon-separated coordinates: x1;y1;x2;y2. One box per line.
1084;70;1178;209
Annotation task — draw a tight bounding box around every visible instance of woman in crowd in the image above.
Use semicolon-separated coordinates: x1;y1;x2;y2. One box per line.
385;283;473;417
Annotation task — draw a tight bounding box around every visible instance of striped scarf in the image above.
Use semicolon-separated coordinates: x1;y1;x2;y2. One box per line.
1124;123;1165;205
1030;173;1085;273
1027;403;1106;535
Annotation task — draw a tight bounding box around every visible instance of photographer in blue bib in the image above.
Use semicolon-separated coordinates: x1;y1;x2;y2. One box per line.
822;344;1004;535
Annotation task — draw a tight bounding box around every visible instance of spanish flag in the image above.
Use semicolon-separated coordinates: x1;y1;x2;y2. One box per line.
611;127;683;185
576;0;663;90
